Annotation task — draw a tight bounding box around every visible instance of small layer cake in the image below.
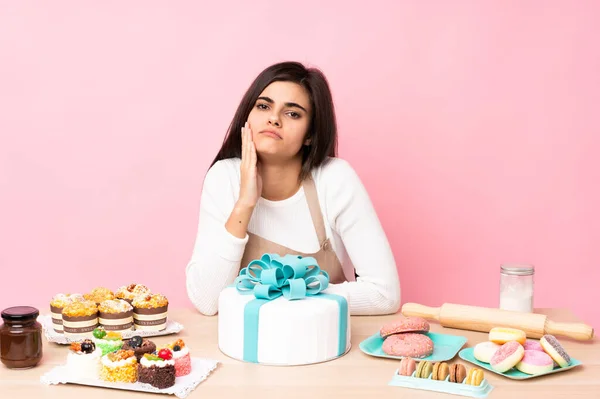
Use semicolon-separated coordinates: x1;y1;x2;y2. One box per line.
62;300;98;337
100;349;138;383
92;328;124;355
84;287;115;305
98;299;134;333
66;339;102;380
122;335;157;361
50;293;85;333
165;339;191;376
133;294;168;331
115;284;151;305
138;349;176;389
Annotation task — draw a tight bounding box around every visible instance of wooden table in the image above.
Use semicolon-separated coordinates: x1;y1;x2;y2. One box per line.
1;307;598;398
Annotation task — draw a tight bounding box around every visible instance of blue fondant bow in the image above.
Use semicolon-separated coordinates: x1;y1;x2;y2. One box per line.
234;253;329;300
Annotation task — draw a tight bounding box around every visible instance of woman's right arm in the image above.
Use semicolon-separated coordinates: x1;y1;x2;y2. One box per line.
186;123;261;315
185;160;248;316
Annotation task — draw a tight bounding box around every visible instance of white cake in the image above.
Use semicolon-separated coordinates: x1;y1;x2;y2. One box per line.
218;286;351;365
66;346;102;380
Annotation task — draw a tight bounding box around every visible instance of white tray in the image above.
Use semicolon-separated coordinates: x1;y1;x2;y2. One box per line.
40;357;219;398
40;314;184;344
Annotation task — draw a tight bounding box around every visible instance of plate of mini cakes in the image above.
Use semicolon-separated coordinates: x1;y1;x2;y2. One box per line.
40;335;219;398
43;284;183;344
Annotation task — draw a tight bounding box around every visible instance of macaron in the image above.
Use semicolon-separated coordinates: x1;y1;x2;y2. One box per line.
382;333;434;358
449;363;467;383
523;339;544;352
398;357;417;376
490;341;525;373
380;316;430;338
540;335;571;368
432;362;450;381
516;350;554;375
489;327;527;345
473;341;501;363
465;368;485;386
416;361;433;378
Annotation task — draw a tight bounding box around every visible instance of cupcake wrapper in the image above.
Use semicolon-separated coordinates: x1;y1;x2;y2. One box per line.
62;313;99;336
133;305;168;331
50;305;63;332
99;310;134;333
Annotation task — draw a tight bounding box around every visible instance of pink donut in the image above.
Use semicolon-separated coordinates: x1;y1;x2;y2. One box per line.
380;316;430;338
523;339;544;352
382;333;434;358
516;350;554;375
490;341;524;373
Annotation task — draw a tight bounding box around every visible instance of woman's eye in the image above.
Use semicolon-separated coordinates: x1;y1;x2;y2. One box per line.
256;103;268;110
287;112;300;119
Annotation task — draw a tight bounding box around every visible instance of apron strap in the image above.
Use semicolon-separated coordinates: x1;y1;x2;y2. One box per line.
302;176;328;246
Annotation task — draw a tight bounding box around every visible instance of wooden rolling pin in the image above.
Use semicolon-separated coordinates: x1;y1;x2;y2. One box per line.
401;303;594;341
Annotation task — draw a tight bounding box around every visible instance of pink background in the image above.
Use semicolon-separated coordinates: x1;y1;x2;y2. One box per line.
1;2;598;329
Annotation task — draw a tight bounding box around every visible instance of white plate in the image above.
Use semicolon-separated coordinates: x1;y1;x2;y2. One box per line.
40;314;184;344
40;357;219;398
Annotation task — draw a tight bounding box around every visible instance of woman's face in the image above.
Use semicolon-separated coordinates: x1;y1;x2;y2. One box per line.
247;81;312;161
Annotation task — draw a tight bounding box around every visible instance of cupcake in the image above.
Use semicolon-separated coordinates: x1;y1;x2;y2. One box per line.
49;293;85;333
84;287;115;305
66;339;102;380
138;349;176;389
165;339;191;376
92;327;124;355
62;300;98;337
100;349;138;383
98;299;134;333
122;335;157;361
115;284;151;305
133;294;168;331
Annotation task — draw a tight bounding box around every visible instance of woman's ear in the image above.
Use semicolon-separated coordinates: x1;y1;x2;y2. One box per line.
304;137;312;146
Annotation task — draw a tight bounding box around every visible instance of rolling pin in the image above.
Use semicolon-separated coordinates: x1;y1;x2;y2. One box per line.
401;303;594;341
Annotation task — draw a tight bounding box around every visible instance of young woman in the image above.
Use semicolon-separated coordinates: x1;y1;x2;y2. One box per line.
185;61;400;316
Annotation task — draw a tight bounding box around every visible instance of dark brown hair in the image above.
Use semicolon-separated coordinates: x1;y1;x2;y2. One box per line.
211;61;338;181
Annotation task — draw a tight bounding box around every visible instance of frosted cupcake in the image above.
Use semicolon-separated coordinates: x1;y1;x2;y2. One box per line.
84;287;115;305
62;300;98;337
138;349;176;389
115;284;151;305
165;339;191;376
50;293;85;333
100;349;138;383
92;327;124;355
133;294;168;331
98;299;134;333
66;339;102;380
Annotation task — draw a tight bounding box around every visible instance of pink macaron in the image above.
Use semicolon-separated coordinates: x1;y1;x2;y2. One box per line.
516;350;554;375
523;339;544;352
398;357;417;376
382;333;434;358
490;341;525;373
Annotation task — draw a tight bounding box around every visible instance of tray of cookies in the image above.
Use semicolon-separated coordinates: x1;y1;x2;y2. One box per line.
40;336;219;398
43;284;183;344
459;327;582;380
388;358;493;398
359;315;467;361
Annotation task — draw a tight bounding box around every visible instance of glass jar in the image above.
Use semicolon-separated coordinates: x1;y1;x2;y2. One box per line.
499;264;534;313
0;306;43;369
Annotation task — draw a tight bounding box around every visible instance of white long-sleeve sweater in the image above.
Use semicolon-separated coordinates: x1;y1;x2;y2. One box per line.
185;157;401;316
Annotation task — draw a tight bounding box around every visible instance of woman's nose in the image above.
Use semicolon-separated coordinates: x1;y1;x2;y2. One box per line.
268;115;281;127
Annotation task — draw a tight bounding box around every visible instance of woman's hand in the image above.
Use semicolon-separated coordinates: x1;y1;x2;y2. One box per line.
238;121;262;209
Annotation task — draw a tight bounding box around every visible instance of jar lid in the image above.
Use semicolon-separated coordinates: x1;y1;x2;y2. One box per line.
1;306;40;321
500;263;535;276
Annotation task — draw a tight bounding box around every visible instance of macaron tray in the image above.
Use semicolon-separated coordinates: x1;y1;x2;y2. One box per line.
388;365;493;398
